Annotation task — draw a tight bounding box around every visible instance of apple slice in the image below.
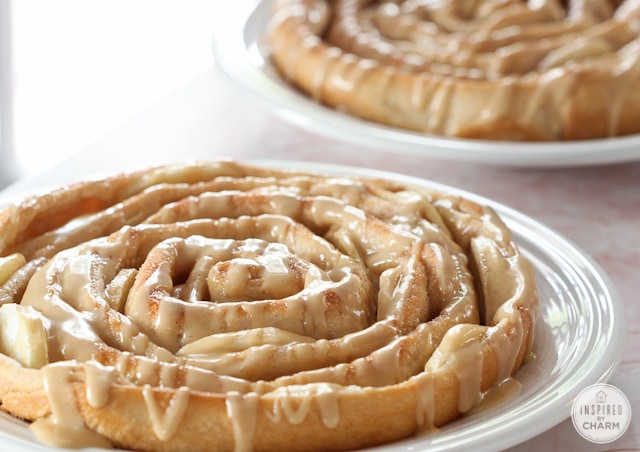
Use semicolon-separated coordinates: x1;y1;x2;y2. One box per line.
0;303;49;369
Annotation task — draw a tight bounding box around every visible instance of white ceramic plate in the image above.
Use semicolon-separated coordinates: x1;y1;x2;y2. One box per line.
0;161;627;451
212;0;640;167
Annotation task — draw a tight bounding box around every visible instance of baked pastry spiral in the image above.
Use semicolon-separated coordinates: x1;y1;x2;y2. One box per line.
0;161;538;451
268;0;640;140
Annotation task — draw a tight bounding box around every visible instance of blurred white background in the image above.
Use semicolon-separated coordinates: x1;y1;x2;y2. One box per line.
3;0;218;184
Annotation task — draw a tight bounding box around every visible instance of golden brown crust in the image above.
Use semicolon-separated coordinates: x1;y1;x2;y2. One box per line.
268;0;640;141
0;160;538;451
0;355;47;420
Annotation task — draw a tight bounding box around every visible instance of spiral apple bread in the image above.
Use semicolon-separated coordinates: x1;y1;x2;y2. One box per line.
268;0;640;140
0;160;538;451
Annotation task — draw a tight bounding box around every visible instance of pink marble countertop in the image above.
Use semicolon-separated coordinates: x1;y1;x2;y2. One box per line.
2;67;638;451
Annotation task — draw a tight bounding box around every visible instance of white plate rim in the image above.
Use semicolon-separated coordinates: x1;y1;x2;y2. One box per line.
211;0;640;168
0;160;627;451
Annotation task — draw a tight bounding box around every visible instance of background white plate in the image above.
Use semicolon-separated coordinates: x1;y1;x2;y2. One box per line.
212;0;640;167
0;161;627;451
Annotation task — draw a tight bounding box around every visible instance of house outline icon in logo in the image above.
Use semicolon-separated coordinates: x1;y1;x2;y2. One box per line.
596;391;607;404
